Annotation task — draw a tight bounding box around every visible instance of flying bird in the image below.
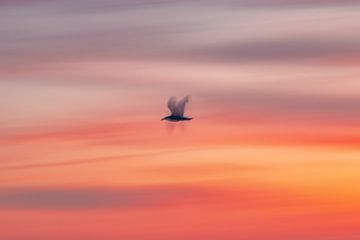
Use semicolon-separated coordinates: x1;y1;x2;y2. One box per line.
161;96;193;121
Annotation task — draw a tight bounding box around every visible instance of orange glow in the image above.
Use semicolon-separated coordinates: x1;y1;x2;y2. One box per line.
1;1;360;239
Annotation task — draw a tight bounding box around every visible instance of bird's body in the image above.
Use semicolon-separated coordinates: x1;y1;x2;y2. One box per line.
162;115;193;121
162;96;192;122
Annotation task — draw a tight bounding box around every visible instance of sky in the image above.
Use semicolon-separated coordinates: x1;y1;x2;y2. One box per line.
1;0;360;239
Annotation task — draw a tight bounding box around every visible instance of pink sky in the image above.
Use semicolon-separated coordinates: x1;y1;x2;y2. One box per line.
0;1;360;239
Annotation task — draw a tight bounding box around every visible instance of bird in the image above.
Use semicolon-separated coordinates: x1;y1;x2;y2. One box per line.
161;96;193;121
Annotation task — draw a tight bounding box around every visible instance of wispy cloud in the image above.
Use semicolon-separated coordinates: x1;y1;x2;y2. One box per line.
0;148;199;170
186;39;360;63
1;0;359;66
0;186;192;210
0;184;317;210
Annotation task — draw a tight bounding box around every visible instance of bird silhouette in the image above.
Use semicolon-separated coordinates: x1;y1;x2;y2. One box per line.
161;96;193;121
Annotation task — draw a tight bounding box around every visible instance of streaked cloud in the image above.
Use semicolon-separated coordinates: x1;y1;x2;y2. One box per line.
1;1;359;65
0;184;316;210
0;152;163;170
0;186;188;210
187;39;360;63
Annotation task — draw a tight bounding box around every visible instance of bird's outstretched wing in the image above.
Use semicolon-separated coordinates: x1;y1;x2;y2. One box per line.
167;96;189;117
167;96;179;116
176;96;189;117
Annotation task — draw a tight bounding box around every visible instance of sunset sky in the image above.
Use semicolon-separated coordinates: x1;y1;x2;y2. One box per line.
1;1;360;239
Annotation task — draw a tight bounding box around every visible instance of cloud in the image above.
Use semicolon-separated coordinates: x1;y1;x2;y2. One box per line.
0;186;192;210
205;90;360;115
2;0;359;8
219;0;360;7
0;184;315;210
0;185;219;210
139;163;267;178
0;154;149;171
183;39;360;63
0;148;197;170
1;0;359;66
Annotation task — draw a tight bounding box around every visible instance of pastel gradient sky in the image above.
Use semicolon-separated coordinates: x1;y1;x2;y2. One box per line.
1;1;360;240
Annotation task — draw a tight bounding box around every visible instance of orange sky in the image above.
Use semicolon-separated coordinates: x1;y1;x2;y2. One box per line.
1;1;360;239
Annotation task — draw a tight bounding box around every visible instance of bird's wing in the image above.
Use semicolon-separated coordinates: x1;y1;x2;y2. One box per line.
176;96;189;117
167;97;179;116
